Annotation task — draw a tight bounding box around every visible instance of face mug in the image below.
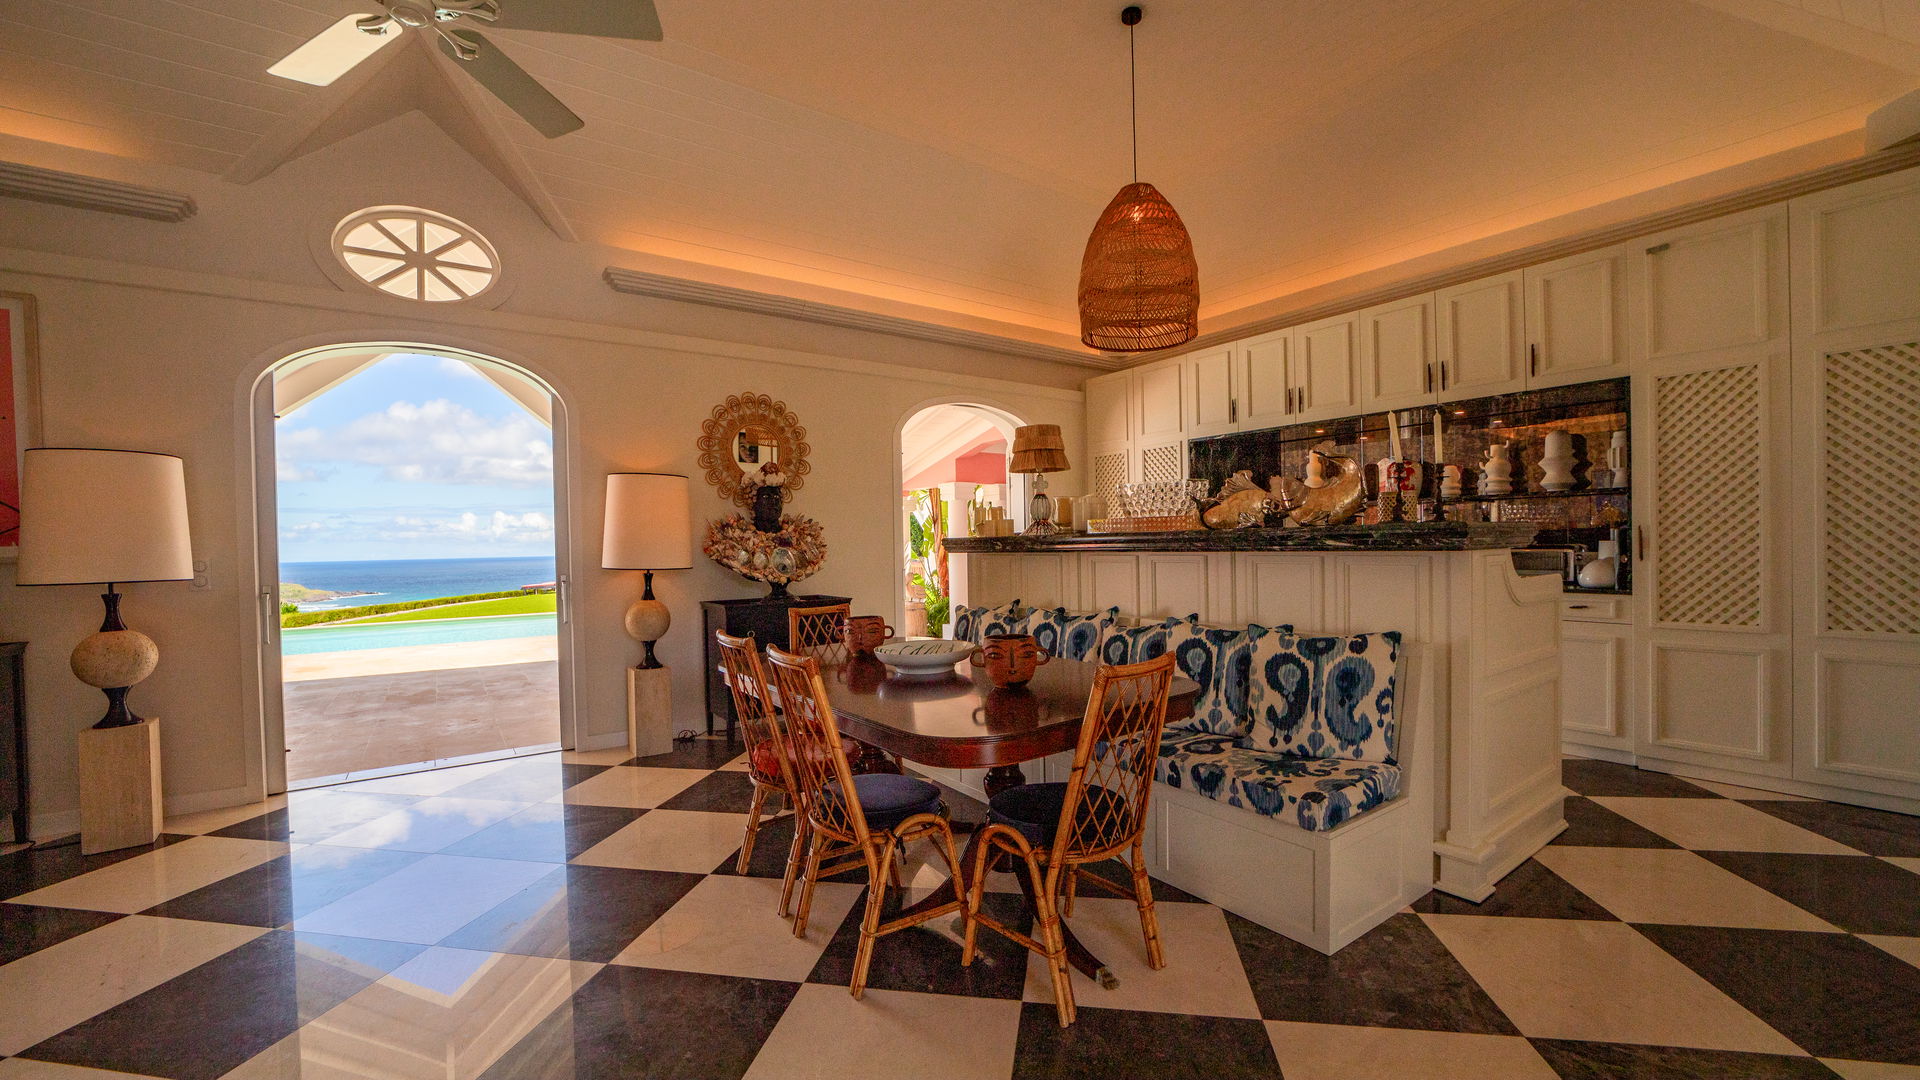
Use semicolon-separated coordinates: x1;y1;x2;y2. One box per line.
969;633;1052;688
843;615;894;655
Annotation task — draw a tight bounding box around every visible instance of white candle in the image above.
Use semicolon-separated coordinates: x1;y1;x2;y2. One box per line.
1388;411;1402;461
1433;410;1444;462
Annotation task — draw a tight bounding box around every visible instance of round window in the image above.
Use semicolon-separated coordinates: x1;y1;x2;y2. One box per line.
331;207;499;302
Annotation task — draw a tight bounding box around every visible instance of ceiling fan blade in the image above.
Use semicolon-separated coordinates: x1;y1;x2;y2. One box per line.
490;0;663;41
268;13;400;86
438;28;585;138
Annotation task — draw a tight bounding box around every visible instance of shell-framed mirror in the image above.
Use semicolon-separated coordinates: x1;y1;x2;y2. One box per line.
696;392;811;508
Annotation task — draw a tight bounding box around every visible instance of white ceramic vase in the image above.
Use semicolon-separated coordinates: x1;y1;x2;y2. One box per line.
1541;429;1576;491
1479;443;1513;496
1607;430;1629;488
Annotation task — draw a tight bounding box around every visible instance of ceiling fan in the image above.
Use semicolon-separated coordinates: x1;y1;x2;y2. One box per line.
267;1;662;138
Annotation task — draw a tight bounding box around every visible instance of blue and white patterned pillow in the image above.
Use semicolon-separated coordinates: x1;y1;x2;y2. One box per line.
1094;615;1188;666
1162;617;1267;738
1017;606;1118;660
949;599;1023;644
1243;630;1402;764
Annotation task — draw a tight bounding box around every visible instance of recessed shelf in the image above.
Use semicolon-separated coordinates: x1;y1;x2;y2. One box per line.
1446;487;1629;503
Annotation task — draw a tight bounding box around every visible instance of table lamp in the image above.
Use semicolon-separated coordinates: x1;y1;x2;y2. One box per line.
16;449;193;727
602;472;692;668
1010;424;1070;537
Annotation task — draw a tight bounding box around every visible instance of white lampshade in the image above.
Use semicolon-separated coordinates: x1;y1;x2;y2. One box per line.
602;472;692;571
17;449;193;585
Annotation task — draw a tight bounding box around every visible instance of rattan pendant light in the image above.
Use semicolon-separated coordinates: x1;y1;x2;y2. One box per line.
1078;5;1198;353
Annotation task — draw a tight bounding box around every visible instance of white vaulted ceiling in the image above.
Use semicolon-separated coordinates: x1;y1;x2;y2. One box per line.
0;0;1915;358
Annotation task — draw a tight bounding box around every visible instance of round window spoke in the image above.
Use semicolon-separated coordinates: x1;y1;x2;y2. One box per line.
332;207;498;303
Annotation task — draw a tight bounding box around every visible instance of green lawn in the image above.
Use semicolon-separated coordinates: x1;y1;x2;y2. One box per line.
344;592;557;624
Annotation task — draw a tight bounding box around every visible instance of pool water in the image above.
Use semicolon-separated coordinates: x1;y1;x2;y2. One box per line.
281;613;557;655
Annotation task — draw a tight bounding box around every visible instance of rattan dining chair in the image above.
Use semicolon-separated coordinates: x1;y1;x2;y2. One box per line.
714;631;809;916
787;602;851;664
762;644;969;999
960;652;1177;1027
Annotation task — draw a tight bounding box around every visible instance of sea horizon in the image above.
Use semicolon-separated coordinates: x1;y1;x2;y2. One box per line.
281;554;558;609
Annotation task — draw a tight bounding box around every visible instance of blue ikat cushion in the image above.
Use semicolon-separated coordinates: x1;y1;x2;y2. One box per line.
1243;630;1403;764
1094;616;1188;667
949;599;1023;644
1017;606;1118;661
1161;617;1266;738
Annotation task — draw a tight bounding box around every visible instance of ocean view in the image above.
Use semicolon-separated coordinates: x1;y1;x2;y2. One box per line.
280;555;558;609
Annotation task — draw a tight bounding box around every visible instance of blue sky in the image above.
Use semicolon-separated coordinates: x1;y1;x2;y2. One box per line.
275;354;554;562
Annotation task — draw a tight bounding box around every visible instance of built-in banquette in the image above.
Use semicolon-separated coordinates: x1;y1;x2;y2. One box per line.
939;524;1561;954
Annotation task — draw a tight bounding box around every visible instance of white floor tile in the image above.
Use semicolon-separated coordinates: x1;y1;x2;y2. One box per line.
570;810;749;873
1590;797;1863;855
549;767;706;809
1022;895;1259;1019
612;874;862;982
1532;846;1837;931
1821;1061;1920;1080
1860;934;1920;970
743;984;1020;1080
1264;1021;1559;1080
1884;857;1920;877
9;837;289;914
291;854;553;944
560;747;634;766
0;915;265;1055
1421;914;1803;1054
315;797;529;853
163;797;288;835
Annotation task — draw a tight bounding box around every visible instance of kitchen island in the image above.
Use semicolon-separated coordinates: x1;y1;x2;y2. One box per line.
944;522;1564;924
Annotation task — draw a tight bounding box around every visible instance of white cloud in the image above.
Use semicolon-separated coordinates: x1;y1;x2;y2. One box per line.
276;459;323;483
279;398;552;487
381;510;553;543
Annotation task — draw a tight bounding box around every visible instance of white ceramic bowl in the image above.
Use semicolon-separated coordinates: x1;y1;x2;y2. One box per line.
874;638;974;674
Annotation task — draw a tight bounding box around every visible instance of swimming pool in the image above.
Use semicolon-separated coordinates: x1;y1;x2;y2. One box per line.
281;613;557;655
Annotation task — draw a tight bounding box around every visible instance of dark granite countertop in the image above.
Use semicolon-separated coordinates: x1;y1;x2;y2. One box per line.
944;521;1541;554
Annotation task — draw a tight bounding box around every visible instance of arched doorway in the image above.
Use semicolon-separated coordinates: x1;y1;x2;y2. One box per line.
895;401;1026;636
250;342;575;793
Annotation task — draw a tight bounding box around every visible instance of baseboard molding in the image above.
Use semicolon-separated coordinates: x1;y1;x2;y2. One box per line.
31;810;80;842
1434;789;1567;901
1562;742;1635;764
1636;758;1920;817
575;730;631;753
163;784;263;819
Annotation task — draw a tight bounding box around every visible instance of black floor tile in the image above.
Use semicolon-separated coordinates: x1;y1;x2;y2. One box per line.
1561;758;1716;798
209;792;420;843
1636;923;1920;1065
440;863;704;962
630;738;741;770
1011;1003;1282;1080
1741;800;1920;858
440;803;644;863
1528;1038;1845;1079
657;770;761;813
478;965;797;1080
0;903;121;964
19;928;401;1080
1410;859;1616;921
1698;851;1920;936
1551;796;1683;849
711;811;802;880
1228;911;1518;1034
144;847;423;927
0;834;190;901
809;889;1033;999
1075;857;1207;905
439;760;610;802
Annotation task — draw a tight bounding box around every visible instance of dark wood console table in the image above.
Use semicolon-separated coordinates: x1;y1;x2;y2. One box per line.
700;595;851;735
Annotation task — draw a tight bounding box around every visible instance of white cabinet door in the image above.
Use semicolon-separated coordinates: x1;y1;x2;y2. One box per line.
1786;169;1920;804
1239;329;1293;430
1185;346;1239;438
1085;370;1131;447
1133;360;1185;443
1358;295;1437;413
1290;314;1359;423
1562;620;1632;753
1525;244;1635;388
1437;271;1526;400
1643;207;1786;362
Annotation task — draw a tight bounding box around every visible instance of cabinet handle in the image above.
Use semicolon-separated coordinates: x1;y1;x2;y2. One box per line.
1529;343;1538;377
1637;526;1648;560
1568;604;1590;610
1440;361;1449;389
1229;398;1237;423
1425;364;1433;393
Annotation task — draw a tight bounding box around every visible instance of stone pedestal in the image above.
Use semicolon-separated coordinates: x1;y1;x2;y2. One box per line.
627;667;673;758
78;718;162;854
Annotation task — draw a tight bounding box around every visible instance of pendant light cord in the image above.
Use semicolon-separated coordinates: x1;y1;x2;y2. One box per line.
1129;16;1138;183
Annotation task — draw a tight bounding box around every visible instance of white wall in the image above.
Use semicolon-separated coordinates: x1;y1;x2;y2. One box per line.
0;114;1088;835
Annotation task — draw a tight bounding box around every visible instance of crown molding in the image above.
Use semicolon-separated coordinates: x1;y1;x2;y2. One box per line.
602;266;1117;371
0;160;196;223
1118;142;1920;368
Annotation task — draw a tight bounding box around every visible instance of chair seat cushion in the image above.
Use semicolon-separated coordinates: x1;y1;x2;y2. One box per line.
986;781;1132;850
1149;732;1401;832
823;773;945;832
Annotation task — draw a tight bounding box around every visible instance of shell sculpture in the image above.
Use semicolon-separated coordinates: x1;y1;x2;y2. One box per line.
1201;471;1274;529
1274;448;1366;526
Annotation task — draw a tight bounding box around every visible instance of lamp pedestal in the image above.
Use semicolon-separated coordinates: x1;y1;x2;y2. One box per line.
78;717;162;854
627;666;673;758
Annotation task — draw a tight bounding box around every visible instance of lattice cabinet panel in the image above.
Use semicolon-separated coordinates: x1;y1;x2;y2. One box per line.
1652;362;1766;628
1822;342;1920;636
1139;442;1185;484
1090;448;1128;518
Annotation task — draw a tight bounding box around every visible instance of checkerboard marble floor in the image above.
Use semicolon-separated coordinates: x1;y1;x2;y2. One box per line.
3;745;1918;1079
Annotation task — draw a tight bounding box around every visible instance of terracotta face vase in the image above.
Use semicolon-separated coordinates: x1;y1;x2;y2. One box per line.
969;633;1052;688
843;615;893;656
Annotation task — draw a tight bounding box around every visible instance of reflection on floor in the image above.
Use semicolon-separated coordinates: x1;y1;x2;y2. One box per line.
1;749;1917;1079
282;660;558;782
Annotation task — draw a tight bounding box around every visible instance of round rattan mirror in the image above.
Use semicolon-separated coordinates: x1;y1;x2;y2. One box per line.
696;392;811;508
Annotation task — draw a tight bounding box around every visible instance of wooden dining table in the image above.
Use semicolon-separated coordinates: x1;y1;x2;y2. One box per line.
814;647;1199;988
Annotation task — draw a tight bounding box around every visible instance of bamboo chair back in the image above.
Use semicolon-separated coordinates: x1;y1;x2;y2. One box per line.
763;645;868;846
1049;653;1177;868
787;602;851;664
715;631;789;789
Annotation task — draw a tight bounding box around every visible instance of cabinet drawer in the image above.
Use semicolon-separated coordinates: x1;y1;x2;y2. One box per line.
1561;597;1628;623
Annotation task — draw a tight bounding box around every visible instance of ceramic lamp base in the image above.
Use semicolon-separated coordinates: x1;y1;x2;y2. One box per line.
71;592;159;729
624;570;671;670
